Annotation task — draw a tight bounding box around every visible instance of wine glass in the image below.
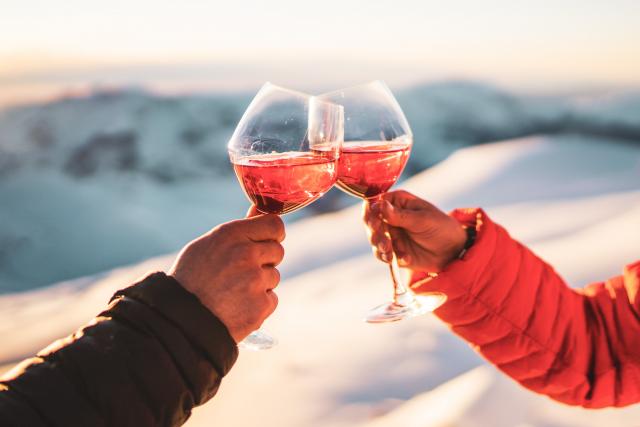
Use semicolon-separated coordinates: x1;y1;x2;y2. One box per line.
319;81;446;323
228;83;343;349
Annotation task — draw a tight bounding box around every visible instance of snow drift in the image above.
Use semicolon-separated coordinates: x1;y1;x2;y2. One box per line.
1;134;639;427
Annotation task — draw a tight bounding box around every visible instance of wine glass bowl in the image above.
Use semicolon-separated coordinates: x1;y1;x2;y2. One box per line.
320;81;447;323
229;84;343;216
336;136;412;199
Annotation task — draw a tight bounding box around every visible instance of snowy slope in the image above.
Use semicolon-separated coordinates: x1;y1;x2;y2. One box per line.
362;366;640;427
1;134;639;427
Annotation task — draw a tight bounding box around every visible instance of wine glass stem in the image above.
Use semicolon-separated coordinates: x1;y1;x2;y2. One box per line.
379;197;414;307
387;244;414;306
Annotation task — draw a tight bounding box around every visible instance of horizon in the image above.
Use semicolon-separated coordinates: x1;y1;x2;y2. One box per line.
2;72;639;112
2;0;639;108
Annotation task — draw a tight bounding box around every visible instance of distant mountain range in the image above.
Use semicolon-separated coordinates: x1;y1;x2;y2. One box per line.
0;81;638;292
1;81;639;181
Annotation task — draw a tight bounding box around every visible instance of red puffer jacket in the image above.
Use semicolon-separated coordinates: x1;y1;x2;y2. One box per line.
411;208;640;408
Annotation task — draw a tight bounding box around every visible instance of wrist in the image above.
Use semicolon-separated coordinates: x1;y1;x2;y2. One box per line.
438;217;476;270
456;224;477;260
448;223;468;262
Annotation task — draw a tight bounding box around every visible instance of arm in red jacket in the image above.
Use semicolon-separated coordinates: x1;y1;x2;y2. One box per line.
411;208;640;408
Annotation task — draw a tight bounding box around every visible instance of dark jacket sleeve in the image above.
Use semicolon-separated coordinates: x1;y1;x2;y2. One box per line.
0;272;239;427
411;208;640;408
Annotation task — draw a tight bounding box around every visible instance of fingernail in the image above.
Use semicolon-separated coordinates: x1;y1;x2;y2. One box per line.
398;254;411;266
378;241;391;253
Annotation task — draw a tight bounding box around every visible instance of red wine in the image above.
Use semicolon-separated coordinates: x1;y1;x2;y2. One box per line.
232;152;337;215
337;139;412;199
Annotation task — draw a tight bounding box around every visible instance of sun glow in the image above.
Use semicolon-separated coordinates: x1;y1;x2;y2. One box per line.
1;0;639;107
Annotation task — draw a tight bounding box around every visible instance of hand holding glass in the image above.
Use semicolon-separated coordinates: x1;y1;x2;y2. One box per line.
228;83;343;349
320;81;446;323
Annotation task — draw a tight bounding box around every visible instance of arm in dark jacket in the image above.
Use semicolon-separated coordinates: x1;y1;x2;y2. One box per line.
0;272;239;427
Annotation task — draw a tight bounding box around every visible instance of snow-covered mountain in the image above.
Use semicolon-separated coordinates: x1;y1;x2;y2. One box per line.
1;134;639;426
1;82;639;292
2;83;639;180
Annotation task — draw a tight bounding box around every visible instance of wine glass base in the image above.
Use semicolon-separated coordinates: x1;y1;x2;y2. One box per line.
238;330;277;351
365;293;447;323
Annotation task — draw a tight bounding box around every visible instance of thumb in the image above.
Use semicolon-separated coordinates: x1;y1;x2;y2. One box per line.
246;205;261;218
380;200;421;229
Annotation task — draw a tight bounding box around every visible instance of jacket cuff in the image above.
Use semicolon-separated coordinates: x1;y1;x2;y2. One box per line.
409;208;498;319
111;272;238;376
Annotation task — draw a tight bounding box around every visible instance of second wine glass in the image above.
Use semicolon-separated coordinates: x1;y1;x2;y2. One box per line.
320;81;447;323
228;83;343;349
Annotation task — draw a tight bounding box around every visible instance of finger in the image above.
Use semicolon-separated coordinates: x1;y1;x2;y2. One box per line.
242;214;286;242
379;200;428;230
371;224;396;263
392;237;412;267
362;199;382;222
256;241;285;267
384;226;412;265
381;190;429;210
362;200;373;223
246;205;261;218
262;267;281;290
372;246;392;264
382;189;440;215
365;215;383;240
390;229;406;255
264;290;279;317
397;253;412;267
363;201;387;243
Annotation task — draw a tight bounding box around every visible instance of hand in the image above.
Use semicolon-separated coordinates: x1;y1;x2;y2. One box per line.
168;208;285;343
363;190;466;273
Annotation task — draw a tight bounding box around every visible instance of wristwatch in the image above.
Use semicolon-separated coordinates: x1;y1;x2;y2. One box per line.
457;224;477;259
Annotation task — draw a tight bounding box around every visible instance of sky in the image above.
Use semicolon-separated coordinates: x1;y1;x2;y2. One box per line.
1;0;639;106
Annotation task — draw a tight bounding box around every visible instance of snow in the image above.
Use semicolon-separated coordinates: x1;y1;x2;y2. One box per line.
362;366;640;427
0;171;248;293
1;134;639;426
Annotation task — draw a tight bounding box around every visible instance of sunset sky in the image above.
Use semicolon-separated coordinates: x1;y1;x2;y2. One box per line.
1;0;639;106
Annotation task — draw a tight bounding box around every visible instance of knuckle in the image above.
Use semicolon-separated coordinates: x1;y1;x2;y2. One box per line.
372;247;390;263
261;266;279;286
271;216;286;240
369;231;382;246
274;243;285;262
235;241;260;260
271;267;281;286
215;221;234;235
266;291;279;314
211;221;241;241
246;243;261;260
365;227;374;241
179;238;198;254
260;214;284;237
228;242;246;259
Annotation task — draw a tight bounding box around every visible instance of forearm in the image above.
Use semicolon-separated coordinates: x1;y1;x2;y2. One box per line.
411;209;640;408
0;273;238;426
